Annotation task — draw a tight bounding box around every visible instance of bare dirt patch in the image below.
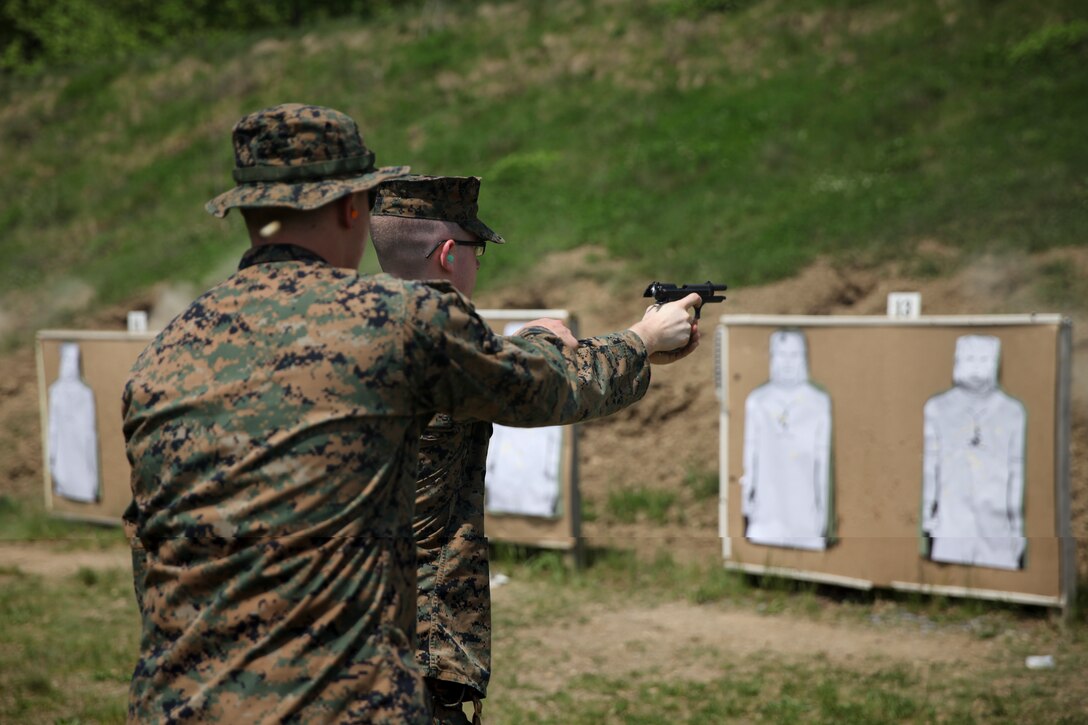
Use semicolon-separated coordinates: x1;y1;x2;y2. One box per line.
0;345;46;503
495;590;999;694
0;543;130;578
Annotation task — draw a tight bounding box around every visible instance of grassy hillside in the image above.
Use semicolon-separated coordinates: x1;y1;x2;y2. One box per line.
1;0;1086;345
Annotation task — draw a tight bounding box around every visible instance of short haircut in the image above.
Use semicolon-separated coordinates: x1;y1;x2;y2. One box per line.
370;216;476;279
239;205;310;231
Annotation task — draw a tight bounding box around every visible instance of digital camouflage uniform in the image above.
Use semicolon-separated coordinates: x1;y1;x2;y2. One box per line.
413;334;647;705
370;178;651;719
122;107;651;724
123;245;649;723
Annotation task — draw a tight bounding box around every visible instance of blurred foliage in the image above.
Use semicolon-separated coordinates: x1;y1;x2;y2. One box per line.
0;0;1086;346
682;465;720;501
0;0;411;74
1036;260;1088;307
1007;19;1088;65
606;485;678;524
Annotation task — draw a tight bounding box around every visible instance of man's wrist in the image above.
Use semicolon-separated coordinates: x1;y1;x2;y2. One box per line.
627;321;658;355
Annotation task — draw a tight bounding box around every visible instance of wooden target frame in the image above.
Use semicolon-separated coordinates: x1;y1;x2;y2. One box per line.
477;309;581;556
716;314;1075;611
37;330;155;525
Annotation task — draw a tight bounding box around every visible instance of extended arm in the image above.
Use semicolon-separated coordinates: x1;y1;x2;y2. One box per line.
408;286;700;427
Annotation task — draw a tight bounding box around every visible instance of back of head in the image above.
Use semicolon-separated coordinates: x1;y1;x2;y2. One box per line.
370;216;473;279
369;175;506;279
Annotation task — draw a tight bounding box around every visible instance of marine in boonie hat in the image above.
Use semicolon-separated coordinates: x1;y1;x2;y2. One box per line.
206;103;410;218
371;175;505;244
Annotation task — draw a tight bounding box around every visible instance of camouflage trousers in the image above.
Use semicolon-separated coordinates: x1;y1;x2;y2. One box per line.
426;679;482;725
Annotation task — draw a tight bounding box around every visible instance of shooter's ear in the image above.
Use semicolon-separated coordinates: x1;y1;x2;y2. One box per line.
336;195;357;228
438;240;457;272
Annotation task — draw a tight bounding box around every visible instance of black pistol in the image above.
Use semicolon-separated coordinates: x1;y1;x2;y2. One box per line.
643;281;727;319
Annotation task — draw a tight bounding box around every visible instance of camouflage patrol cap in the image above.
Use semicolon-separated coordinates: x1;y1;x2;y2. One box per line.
371;175;505;244
205;103;410;218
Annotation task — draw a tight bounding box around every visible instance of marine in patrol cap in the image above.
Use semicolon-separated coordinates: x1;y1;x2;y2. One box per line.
371;175;505;244
205;103;409;217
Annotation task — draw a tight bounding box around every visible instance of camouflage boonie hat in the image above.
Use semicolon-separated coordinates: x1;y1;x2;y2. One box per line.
371;175;505;244
205;103;410;218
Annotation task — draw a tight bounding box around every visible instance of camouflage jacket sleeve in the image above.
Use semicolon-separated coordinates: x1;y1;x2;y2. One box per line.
519;325;655;415
403;283;651;425
412;323;652;697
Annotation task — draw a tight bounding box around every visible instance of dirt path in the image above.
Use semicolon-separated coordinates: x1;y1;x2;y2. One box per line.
494;590;1000;694
0;542;131;577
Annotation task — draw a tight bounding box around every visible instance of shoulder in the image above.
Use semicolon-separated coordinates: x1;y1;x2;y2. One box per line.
400;279;472;318
804;383;831;403
338;271;412;301
746;384;772;406
924;387;956;412
400;280;497;350
325;272;446;325
995;390;1026;419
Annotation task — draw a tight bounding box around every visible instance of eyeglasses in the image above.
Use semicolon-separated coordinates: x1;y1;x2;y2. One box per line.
424;239;487;259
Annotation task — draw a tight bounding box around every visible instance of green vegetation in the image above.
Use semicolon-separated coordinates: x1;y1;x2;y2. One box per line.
1037;259;1088;307
0;495;127;547
606;485;678;524
682;465;720;501
483;547;1087;724
0;0;411;74
487;642;1084;724
2;2;1087;720
1;0;1086;347
1;543;1084;723
0;566;137;722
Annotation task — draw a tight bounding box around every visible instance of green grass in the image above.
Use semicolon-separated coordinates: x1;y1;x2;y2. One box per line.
0;495;127;547
482;545;1088;724
605;486;678;524
1037;259;1088;306
1;0;1087;347
682;465;720;501
491;605;1088;718
0;566;137;722
0;539;1083;723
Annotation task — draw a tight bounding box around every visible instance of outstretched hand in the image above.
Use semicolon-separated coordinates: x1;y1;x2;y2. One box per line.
629;292;702;364
648;321;700;364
